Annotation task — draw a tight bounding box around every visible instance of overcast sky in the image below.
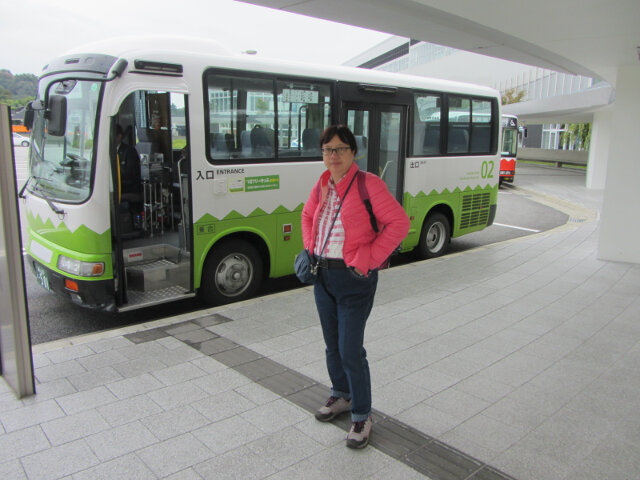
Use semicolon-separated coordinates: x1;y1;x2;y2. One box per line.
0;0;391;75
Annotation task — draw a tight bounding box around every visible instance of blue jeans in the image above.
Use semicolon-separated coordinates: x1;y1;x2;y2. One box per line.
314;267;378;422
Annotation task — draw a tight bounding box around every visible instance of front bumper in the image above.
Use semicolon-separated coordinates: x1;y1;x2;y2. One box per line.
28;256;115;310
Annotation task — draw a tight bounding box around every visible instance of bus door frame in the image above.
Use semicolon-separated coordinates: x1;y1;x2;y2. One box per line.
108;116;128;307
339;100;408;204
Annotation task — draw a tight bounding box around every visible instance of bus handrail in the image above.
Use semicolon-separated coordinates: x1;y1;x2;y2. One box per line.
177;156;187;250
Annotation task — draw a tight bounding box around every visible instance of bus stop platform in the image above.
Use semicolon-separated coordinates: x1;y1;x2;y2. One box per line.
2;164;639;480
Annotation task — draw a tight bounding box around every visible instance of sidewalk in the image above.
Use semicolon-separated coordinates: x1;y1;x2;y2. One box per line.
2;164;640;480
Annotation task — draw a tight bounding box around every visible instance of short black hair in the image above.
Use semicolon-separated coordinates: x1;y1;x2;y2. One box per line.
320;125;357;156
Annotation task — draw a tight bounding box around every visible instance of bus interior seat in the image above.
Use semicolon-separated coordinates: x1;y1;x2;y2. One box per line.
302;128;320;154
122;124;134;146
447;128;469;153
250;126;273;157
423;125;440;154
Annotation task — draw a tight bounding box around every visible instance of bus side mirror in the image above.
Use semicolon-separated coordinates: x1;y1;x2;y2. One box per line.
47;95;67;137
23;100;43;130
24;105;34;130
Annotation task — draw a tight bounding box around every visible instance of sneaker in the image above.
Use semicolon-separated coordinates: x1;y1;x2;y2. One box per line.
315;396;351;422
346;416;372;449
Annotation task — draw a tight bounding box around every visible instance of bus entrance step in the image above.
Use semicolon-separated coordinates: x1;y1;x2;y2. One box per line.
126;258;190;292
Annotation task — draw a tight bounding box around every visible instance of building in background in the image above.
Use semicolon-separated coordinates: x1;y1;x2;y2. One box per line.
344;37;605;152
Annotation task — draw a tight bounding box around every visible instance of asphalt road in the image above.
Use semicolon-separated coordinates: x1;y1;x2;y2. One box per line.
12;147;570;344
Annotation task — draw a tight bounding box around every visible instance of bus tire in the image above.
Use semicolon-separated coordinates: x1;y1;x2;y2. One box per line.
417;212;450;259
200;239;263;306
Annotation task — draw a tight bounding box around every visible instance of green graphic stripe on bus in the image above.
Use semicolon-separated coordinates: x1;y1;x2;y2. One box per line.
413;184;497;198
197;203;305;226
26;211;112;254
192;182;495;291
28;230;114;280
193;207;306;289
404;184;497;243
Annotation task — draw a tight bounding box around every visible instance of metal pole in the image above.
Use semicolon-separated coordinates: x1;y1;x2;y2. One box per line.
0;104;35;397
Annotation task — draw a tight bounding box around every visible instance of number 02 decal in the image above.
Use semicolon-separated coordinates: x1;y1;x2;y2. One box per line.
481;160;495;179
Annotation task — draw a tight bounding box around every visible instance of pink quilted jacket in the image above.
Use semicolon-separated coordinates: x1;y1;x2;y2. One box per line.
302;162;410;274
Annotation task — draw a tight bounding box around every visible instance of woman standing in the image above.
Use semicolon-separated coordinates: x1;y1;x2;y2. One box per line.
301;125;410;448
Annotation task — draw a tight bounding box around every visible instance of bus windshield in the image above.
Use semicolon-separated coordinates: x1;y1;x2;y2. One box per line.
28;79;102;203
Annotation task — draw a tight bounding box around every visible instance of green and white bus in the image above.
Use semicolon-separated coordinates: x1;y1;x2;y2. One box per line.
22;37;501;312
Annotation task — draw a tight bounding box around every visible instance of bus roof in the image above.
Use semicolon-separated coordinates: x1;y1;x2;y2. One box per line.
57;36;499;99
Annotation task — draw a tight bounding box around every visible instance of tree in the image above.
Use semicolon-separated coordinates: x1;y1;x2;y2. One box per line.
0;70;37;107
0;86;12;103
255;98;269;114
560;123;591;150
501;88;526;105
170;103;185;116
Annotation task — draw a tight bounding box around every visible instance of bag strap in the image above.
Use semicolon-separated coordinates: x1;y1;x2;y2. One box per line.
357;170;379;233
317;172;357;256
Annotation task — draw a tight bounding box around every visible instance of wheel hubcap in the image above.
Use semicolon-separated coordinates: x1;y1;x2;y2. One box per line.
426;222;445;253
215;253;253;297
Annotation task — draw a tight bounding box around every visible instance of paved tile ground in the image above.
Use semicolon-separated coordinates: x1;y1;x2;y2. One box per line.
2;164;640;479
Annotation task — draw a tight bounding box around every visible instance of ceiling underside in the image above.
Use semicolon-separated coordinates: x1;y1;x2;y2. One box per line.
239;0;640;85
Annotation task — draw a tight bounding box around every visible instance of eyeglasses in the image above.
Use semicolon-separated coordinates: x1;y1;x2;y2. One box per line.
321;146;352;156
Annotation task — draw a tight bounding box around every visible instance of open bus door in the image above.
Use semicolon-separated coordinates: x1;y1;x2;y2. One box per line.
111;90;194;311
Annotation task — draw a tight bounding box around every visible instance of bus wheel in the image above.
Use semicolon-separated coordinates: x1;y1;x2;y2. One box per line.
417;212;450;259
200;240;263;306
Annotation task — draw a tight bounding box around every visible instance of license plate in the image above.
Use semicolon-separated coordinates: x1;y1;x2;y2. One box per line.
34;263;50;291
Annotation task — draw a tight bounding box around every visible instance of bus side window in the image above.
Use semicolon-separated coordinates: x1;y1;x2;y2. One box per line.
302;128;320;154
211;133;231;158
423;125;440;154
412;93;441;156
470;99;492;154
448;128;469;153
447;95;471;154
470;124;490;153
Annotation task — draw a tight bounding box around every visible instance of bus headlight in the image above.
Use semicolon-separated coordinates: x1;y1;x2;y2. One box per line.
57;255;105;277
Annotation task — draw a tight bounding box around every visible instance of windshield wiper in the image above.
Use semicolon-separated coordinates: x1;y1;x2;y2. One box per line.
18;175;36;199
19;176;66;216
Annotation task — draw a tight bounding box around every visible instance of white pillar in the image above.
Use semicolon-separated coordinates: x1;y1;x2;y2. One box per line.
598;65;640;264
586;108;611;189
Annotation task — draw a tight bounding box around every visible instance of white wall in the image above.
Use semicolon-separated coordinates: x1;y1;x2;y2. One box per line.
598;65;640;264
403;50;531;89
586;109;611;189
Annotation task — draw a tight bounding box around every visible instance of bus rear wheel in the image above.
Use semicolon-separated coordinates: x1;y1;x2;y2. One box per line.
200;239;263;306
417;212;450;259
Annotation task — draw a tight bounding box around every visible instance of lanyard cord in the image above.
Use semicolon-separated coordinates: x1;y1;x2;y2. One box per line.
317;172;357;257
